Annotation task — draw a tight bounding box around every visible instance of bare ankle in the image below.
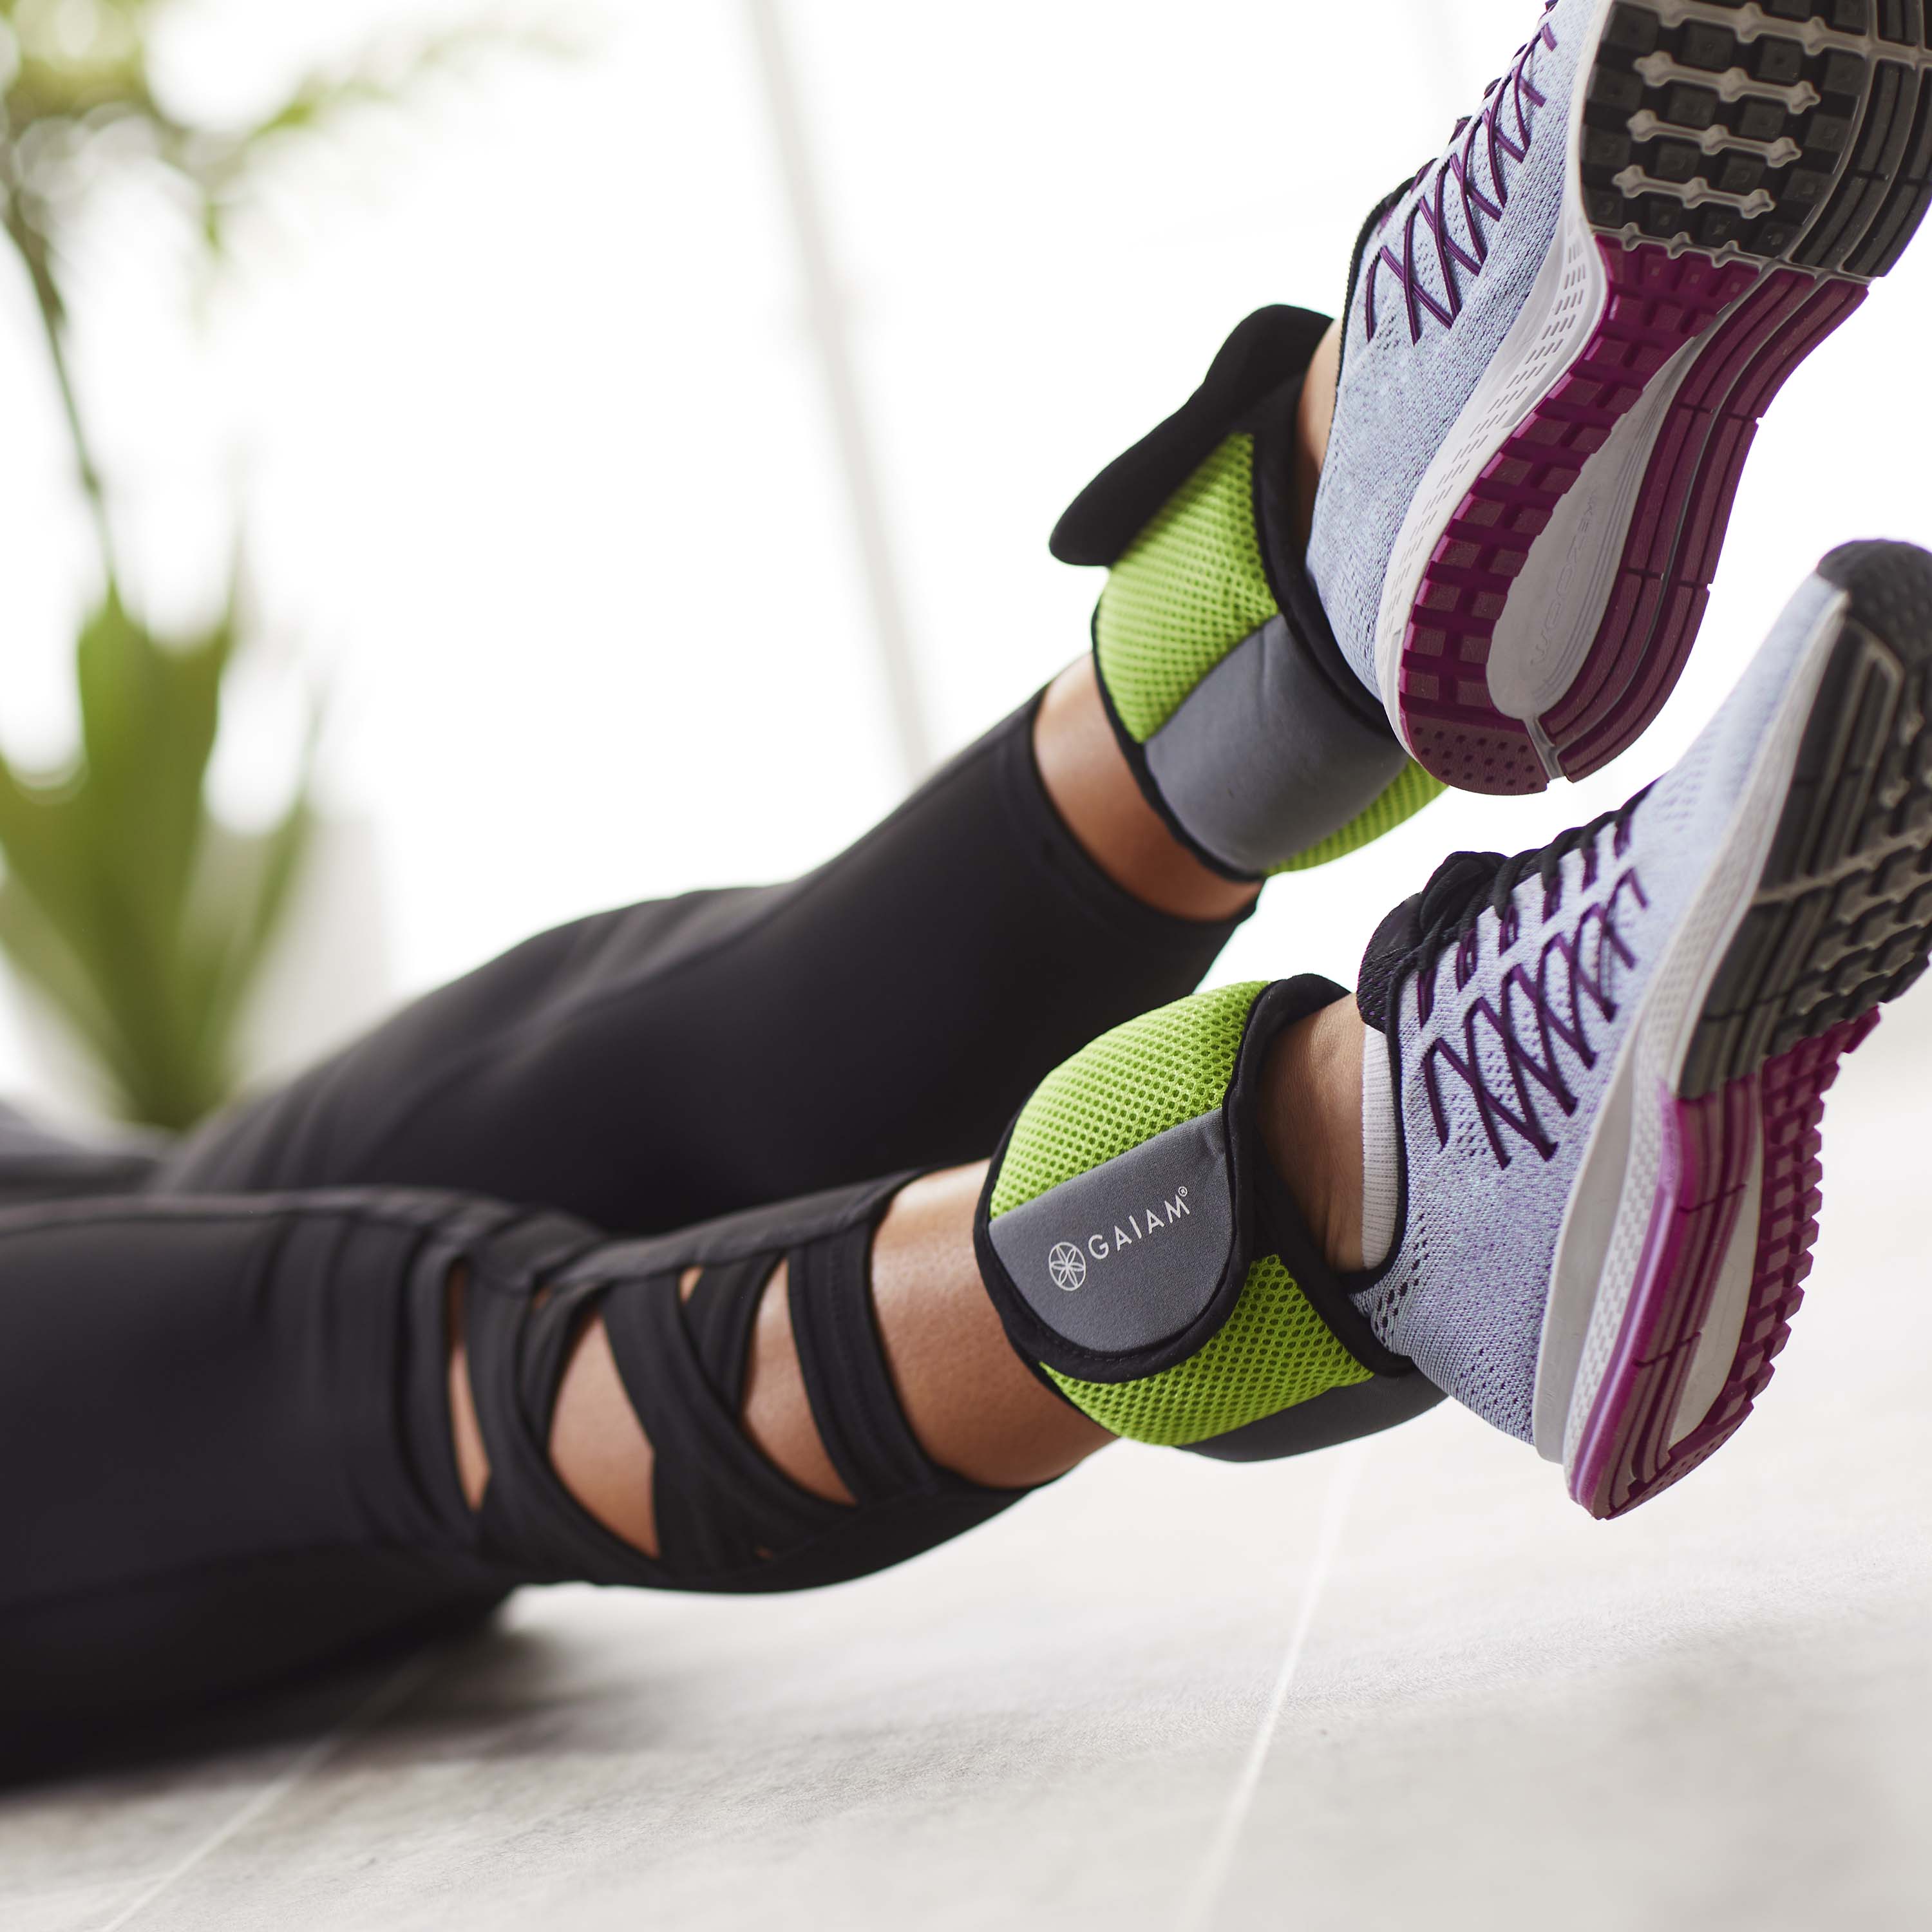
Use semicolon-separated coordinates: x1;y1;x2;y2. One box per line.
1032;658;1260;923
1258;995;1367;1273
870;1165;1112;1484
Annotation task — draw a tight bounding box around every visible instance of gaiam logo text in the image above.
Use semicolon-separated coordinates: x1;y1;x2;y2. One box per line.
1045;1186;1190;1290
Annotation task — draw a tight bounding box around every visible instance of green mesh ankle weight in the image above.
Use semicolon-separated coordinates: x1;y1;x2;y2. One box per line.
974;978;1417;1449
1050;307;1442;881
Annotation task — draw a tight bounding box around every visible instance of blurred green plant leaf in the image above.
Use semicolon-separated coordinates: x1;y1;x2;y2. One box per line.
0;594;312;1127
0;0;556;1126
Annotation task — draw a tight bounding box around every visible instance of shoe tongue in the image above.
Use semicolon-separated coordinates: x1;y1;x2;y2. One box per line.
1416;848;1508;930
1356;894;1424;1035
1354;849;1508;1034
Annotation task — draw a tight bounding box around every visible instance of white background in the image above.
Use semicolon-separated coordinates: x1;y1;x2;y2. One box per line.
0;15;1926;1922
1;0;1927;1114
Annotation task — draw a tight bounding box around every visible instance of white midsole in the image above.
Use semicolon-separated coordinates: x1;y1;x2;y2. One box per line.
1370;0;1618;745
1530;576;1851;1466
1486;327;1703;721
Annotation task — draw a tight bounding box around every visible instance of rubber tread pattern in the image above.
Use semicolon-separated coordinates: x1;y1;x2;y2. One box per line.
1582;3;1932;276
1684;552;1932;1094
1584;541;1932;1516
1405;3;1930;795
1399;242;1758;792
1582;1010;1873;1516
1543;267;1867;775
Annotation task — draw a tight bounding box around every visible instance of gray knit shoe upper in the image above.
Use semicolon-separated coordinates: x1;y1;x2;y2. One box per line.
1350;545;1932;1515
1307;0;1587;726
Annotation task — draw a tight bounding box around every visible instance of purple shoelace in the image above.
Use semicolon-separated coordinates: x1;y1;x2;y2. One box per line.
1365;3;1560;346
1406;791;1648;1167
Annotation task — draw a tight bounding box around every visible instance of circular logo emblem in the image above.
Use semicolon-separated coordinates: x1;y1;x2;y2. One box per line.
1046;1242;1087;1291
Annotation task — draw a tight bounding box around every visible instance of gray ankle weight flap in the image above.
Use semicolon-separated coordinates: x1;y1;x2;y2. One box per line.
1144;613;1410;876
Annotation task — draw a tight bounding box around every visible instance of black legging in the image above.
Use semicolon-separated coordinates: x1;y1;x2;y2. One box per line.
0;702;1244;1748
153;701;1240;1226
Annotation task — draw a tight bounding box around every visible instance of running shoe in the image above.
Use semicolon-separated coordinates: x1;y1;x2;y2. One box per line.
1307;0;1932;795
1354;540;1932;1515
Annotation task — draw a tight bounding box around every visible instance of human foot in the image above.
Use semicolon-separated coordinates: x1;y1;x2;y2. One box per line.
1307;0;1932;794
1354;540;1932;1515
1051;307;1443;881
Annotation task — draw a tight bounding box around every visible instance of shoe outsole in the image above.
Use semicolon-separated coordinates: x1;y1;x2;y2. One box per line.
1572;540;1932;1517
1397;0;1932;796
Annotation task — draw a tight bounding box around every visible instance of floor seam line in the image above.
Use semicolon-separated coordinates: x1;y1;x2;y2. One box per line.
91;1644;445;1932
1177;1439;1368;1932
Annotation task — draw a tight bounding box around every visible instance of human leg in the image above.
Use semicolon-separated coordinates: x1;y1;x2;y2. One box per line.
153;700;1251;1231
0;1189;520;1745
153;291;1432;1228
30;540;1916;1741
0;1175;1047;1744
0;984;1378;1739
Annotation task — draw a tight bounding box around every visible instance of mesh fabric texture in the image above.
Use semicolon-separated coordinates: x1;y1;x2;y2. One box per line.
1271;761;1446;874
987;981;1265;1218
1363;567;1846;1442
1305;0;1592;692
1096;435;1278;744
1049;1255;1371;1444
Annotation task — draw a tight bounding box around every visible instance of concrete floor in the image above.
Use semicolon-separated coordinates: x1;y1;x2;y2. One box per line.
5;996;1929;1931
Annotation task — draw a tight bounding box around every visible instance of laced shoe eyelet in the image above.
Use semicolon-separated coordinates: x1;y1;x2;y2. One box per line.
1363;12;1560;346
1397;789;1648;1172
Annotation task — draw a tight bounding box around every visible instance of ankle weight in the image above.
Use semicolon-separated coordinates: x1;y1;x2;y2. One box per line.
1052;307;1440;878
974;979;1426;1448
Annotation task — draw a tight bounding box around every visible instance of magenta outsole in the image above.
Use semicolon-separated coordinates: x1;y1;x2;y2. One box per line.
1396;239;1867;795
1549;272;1868;778
1569;1008;1880;1521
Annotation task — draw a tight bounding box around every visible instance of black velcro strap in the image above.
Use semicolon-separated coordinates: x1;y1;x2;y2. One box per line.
683;1252;771;1405
787;1220;947;1505
1048;305;1334;567
475;1208;605;1289
465;1177;1030;1596
464;1224;663;1587
1179;1370;1444;1461
603;1262;843;1577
